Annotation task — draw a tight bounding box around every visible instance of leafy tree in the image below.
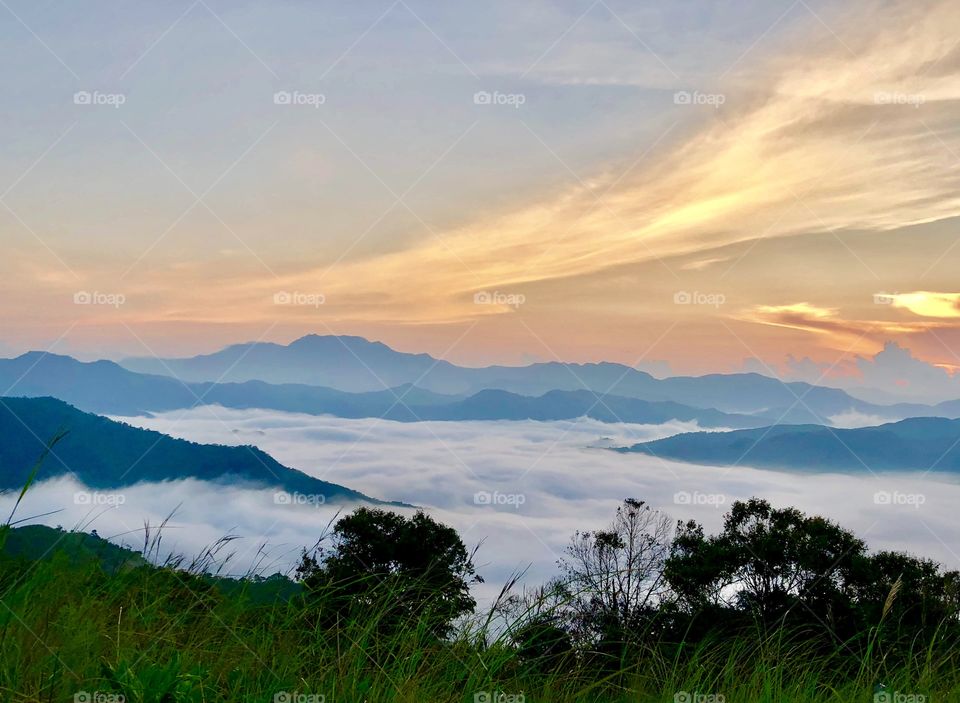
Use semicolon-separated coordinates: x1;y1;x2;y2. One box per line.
665;498;870;633
663;497;960;655
850;550;960;641
297;507;481;637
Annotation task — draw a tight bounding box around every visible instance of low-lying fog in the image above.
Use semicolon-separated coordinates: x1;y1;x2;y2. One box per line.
6;407;960;604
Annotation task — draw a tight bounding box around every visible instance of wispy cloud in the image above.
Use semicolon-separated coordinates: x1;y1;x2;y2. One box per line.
234;0;960;324
742;301;941;343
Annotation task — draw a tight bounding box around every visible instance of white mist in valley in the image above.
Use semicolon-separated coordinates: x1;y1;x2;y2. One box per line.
6;407;959;604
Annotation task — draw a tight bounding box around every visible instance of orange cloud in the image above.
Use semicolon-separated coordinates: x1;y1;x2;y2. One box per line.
889;291;960;318
742;301;956;352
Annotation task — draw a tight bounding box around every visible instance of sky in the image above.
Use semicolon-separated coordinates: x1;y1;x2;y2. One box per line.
4;0;960;375
7;410;959;603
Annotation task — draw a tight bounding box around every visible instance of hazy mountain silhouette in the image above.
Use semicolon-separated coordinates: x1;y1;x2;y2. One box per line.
417;389;772;427
121;335;448;391
0;353;787;428
0;396;387;502
0;352;198;414
118;334;942;421
621;416;960;472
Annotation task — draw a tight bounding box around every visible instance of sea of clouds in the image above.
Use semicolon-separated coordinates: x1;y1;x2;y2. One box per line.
4;407;960;604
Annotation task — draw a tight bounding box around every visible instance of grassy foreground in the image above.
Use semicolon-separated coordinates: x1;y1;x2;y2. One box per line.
0;523;953;703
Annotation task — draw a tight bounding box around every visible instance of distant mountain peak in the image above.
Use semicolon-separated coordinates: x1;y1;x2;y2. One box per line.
288;333;375;347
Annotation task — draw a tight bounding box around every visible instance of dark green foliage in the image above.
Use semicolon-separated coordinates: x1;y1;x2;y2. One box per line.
666;498;868;619
297;507;481;638
101;655;208;703
511;615;575;672
663;498;960;661
1;499;959;702
0;524;147;571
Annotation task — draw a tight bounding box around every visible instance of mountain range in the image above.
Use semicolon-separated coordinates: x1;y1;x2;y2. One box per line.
95;334;958;422
120;336;858;417
0;396;386;502
621;416;960;472
0;351;807;428
2;334;960;501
